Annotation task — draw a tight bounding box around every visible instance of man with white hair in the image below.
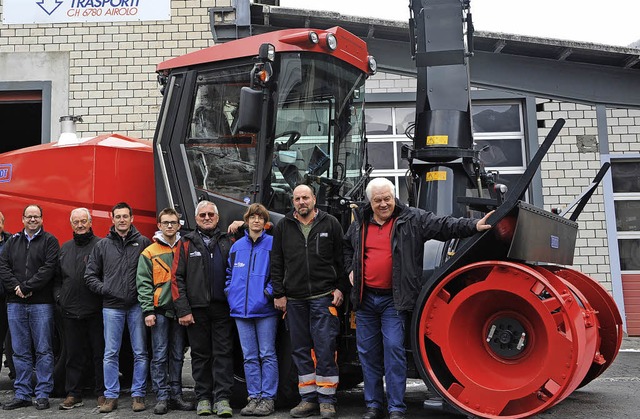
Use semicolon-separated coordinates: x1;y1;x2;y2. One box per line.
344;178;492;419
173;200;234;417
55;207;104;410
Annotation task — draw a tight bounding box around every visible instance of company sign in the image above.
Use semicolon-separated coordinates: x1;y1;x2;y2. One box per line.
2;0;171;25
0;164;13;183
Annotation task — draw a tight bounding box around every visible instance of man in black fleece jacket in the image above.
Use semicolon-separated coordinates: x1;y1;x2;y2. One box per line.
0;204;60;411
271;185;347;419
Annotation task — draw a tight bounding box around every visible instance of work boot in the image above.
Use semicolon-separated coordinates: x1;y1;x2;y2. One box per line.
3;398;32;410
254;399;275;416
389;412;405;419
169;395;196;411
154;399;168;415
290;401;319;418
240;398;260;416
97;395;106;407
214;399;233;417
99;398;118;413
320;403;336;419
362;407;385;419
197;399;213;416
59;395;84;410
132;397;146;412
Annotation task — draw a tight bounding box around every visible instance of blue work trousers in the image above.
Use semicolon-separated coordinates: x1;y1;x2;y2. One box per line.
286;295;339;404
356;292;408;413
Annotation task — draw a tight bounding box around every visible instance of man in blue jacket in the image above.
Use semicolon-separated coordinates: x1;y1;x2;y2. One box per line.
85;202;151;414
0;204;60;411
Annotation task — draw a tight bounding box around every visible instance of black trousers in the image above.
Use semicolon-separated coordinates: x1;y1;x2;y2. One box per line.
63;314;105;397
188;302;234;403
0;295;14;377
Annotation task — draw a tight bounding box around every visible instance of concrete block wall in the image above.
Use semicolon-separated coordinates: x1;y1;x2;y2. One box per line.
537;100;622;290
0;0;221;141
606;108;640;153
366;72;417;94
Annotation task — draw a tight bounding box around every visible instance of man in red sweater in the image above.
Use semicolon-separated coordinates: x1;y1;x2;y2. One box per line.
344;178;492;419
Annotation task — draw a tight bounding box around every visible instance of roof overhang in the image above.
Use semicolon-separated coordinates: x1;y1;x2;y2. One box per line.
248;4;640;108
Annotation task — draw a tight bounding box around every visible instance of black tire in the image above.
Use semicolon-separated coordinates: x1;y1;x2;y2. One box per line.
275;319;299;407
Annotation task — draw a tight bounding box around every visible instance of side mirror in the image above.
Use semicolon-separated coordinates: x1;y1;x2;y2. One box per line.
235;87;263;134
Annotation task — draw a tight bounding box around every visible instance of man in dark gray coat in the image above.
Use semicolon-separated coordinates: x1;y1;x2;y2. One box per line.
85;202;151;414
344;178;492;419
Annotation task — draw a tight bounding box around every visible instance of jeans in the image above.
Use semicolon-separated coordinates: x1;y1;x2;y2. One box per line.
356;292;408;413
7;303;54;400
188;302;234;402
103;305;149;398
286;295;340;404
235;316;279;400
150;314;186;401
63;315;105;397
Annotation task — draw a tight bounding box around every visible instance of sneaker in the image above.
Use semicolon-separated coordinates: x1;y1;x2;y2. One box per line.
240;398;260;416
99;398;118;413
169;395;196;411
154;399;168;415
59;395;84;410
254;399;275;416
3;398;32;410
214;399;233;417
132;396;146;412
198;399;213;416
34;398;50;410
97;395;106;407
290;401;319;418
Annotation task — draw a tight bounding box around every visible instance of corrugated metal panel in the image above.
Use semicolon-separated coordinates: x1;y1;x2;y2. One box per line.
622;274;640;336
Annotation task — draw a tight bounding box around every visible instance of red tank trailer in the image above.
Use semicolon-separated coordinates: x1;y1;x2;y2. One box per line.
0;134;156;242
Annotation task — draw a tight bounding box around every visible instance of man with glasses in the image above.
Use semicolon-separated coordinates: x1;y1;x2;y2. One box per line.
173;200;234;417
0;204;60;411
136;208;194;415
85;202;151;413
54;208;105;410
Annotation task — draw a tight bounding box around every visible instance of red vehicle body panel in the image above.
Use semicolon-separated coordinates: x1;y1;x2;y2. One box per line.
0;134;156;243
157;26;371;74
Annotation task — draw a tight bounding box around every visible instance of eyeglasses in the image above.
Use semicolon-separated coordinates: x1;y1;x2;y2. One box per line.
197;212;217;219
23;215;42;220
72;219;89;226
160;221;180;227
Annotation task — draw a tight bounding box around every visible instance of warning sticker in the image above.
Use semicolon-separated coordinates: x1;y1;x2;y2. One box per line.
426;135;448;145
426;172;447;181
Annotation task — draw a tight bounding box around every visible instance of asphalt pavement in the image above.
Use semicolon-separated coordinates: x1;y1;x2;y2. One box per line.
0;337;638;418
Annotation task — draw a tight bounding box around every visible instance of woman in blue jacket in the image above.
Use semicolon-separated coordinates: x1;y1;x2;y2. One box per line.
226;203;278;416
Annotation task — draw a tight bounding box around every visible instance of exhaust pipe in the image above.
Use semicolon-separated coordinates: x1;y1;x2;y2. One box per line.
57;115;83;145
